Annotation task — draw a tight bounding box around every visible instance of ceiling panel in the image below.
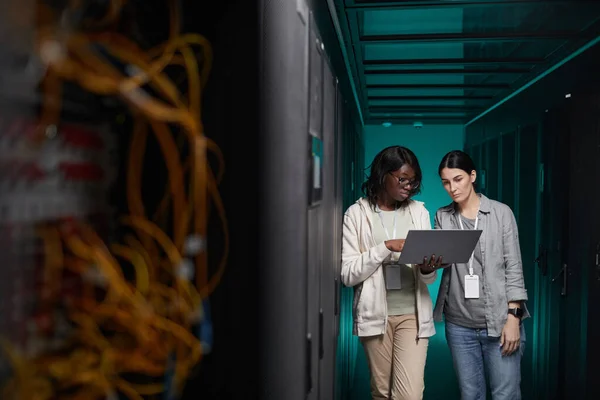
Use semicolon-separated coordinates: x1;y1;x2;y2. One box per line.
363;40;566;61
365;72;522;86
336;0;600;124
367;87;504;97
369;98;490;107
359;2;600;36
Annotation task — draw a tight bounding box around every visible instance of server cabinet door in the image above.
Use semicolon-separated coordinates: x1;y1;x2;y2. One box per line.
306;11;324;400
318;57;337;400
260;0;310;398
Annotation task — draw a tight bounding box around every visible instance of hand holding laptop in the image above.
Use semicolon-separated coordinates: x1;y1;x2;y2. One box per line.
384;239;405;252
384;239;449;273
417;254;450;274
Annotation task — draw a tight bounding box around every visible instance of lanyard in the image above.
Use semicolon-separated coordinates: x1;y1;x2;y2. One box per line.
458;210;479;276
376;206;398;241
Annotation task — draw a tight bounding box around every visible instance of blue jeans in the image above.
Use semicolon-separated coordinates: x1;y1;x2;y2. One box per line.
445;321;525;400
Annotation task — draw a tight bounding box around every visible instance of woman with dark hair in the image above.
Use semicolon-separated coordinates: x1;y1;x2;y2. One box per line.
432;150;529;400
341;146;441;400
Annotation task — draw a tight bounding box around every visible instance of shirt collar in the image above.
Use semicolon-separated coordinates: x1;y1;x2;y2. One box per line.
450;193;491;215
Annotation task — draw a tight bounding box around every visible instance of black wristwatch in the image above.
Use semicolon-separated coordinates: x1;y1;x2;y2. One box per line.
508;307;523;319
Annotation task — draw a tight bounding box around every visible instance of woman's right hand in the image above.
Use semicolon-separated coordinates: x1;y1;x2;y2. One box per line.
385;239;405;252
417;254;449;273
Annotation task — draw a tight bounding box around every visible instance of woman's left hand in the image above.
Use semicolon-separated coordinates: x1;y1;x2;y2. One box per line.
500;316;521;356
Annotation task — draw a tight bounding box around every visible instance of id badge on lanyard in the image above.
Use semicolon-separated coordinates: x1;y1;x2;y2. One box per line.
378;207;402;290
459;211;480;299
384;261;402;290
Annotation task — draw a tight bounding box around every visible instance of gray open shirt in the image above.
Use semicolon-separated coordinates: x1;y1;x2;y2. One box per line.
433;194;530;337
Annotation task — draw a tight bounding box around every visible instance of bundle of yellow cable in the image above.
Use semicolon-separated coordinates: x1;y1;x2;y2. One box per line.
0;1;229;399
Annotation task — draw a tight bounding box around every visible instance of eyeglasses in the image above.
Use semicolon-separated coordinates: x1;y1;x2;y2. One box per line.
388;173;420;190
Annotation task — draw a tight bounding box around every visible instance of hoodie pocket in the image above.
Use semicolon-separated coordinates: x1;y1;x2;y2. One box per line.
356;277;379;321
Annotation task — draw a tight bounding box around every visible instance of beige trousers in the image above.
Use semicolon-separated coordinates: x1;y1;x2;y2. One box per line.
360;314;429;400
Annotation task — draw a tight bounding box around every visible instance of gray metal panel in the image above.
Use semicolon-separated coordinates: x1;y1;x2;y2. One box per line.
334;82;344;333
306;12;324;400
318;56;338;400
309;20;324;138
331;77;344;400
259;0;310;398
307;207;322;400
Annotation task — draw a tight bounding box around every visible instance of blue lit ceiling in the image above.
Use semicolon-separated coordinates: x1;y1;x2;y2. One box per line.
333;0;600;125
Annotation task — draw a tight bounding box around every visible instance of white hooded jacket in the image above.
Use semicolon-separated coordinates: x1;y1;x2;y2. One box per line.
341;197;437;338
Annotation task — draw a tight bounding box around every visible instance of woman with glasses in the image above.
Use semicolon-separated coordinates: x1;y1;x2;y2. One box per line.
432;150;528;400
341;146;442;400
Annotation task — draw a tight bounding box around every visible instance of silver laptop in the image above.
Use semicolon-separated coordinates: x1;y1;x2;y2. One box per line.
397;229;483;265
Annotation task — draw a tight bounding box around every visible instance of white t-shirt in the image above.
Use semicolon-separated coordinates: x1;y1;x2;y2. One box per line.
371;205;417;316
